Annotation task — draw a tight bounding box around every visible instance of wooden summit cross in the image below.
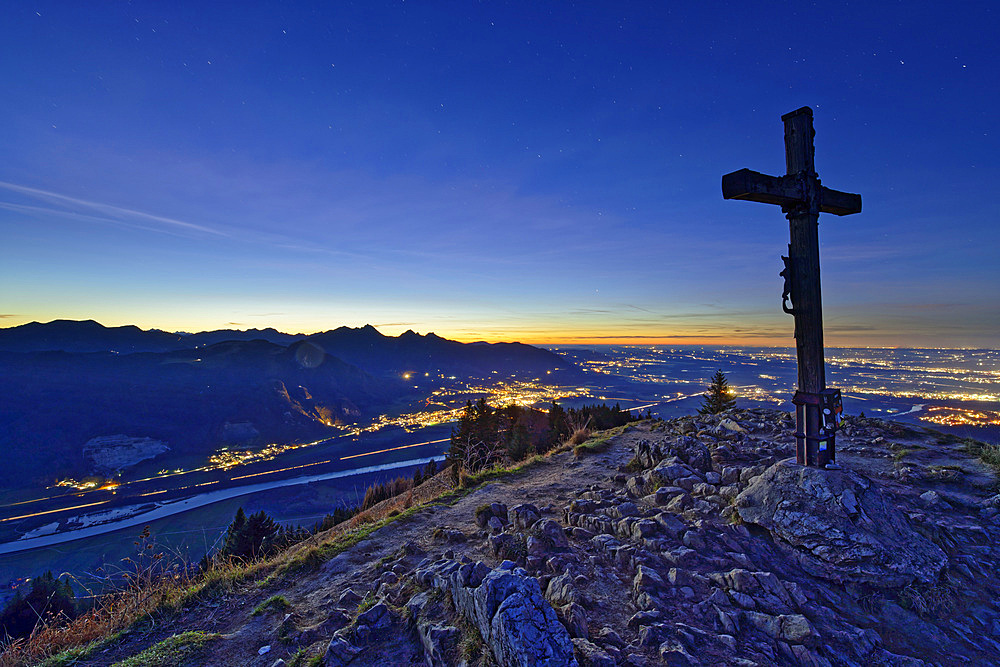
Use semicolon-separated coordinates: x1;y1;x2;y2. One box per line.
722;107;862;467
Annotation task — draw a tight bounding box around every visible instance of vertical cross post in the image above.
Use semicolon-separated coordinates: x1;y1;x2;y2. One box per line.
722;107;861;467
783;108;825;395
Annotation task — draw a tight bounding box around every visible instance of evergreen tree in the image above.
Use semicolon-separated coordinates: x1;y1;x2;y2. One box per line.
0;571;77;640
699;370;736;414
312;505;357;533
220;508;281;559
542;400;569;452
448;398;504;473
506;418;531;462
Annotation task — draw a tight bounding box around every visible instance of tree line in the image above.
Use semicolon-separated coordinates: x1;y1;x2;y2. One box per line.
447;399;640;476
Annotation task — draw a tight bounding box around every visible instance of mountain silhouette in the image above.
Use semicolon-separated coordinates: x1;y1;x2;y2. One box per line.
0;321;573;488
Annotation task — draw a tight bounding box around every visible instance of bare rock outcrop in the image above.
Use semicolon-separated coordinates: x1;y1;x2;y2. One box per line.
414;558;578;666
93;410;1000;667
83;434;169;472
735;458;947;587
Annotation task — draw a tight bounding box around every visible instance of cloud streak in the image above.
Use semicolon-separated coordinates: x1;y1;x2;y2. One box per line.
0;181;229;238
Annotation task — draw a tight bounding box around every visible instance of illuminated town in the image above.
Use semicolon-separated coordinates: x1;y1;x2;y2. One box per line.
919;407;1000;428
46;377;595;489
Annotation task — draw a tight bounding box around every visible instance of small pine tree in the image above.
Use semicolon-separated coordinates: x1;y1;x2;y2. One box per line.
699;370;736;414
221;508;281;559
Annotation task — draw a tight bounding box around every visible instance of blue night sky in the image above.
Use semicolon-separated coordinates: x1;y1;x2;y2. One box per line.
1;2;997;346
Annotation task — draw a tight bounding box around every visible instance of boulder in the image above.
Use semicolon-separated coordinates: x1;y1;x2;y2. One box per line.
509;503;541;530
572;638;616;667
654;486;685;505
535;518;571;551
717;418;745;433
545;571;577;606
654;512;687;538
421;558;578;666
562;601;589;638
417;622;459;667
607;501;639;518
481;570;579;666
336;589;364;609
323;637;361;665
633;565;666;596
735;460;946;586
488;516;506;534
635;437;711;473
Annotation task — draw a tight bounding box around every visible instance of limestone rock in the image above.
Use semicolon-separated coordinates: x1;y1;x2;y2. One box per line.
562;601;589;638
535;518;570;551
735;459;947;586
336;588;364;609
484;571;579;666
546;571;577;606
418;558;577;666
717;418;745;433
356;602;392;632
572;638;616;667
654;486;685;505
323;637;361;665
417;622;459;667
633;565;665;596
509;503;541;530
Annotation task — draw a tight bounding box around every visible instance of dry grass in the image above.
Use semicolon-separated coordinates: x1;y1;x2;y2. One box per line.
0;553;271;667
964;438;1000;475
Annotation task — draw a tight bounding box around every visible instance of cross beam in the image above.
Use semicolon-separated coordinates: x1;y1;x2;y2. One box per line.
722;169;861;216
721;107;861;467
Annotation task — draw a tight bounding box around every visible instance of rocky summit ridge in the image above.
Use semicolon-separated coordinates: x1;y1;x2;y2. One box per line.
70;410;1000;666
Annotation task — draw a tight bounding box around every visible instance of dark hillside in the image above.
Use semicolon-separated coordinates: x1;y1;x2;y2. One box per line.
304;325;569;377
0;341;404;488
0;320;301;354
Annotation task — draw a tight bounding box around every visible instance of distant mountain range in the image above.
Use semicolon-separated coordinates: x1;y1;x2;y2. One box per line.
0;320;572;488
0;319;299;354
0;320;566;376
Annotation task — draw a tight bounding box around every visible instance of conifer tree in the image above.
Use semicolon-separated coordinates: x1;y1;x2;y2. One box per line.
221;508;281;559
0;571;77;640
699;370;736;414
543;400;568;451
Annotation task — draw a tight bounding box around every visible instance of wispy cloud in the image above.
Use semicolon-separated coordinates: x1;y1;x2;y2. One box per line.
0;181;229;238
0;314;16;318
